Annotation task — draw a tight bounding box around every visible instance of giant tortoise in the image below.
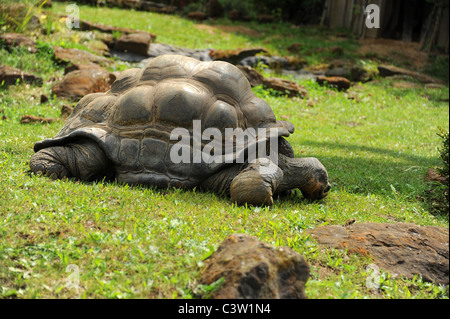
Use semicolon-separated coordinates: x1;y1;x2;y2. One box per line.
30;55;330;206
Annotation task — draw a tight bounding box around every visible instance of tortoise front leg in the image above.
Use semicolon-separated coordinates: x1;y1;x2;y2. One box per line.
277;154;331;200
230;158;284;206
30;139;111;182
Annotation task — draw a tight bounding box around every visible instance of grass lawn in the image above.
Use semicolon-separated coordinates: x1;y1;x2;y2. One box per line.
0;2;449;299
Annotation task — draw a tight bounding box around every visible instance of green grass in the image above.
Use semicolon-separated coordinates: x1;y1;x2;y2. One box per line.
0;2;449;299
50;2;359;65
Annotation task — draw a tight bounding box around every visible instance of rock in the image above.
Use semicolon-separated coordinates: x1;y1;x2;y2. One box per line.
95;33;116;49
200;234;310;299
61;105;74;118
328;59;353;68
51;68;116;101
110;51;149;63
350;66;371;82
237;65;264;87
206;0;223;18
285;56;308;70
0;65;43;87
120;0;141;9
79;19;157;41
316;76;351;91
424;168;448;185
114;33;151;56
262;77;309;98
378;65;444;84
140;1;176;14
146;43;212;62
0;33;37;53
84;39;110;56
239;55;284;69
239;55;306;72
20;115;56;124
306;223;449;286
239;55;276;68
64;63;105;75
53;47;112;68
187;11;207;21
209;48;268;65
325;67;350;78
40;94;49;104
378;65;411;77
64;63;104;74
100;0;176;13
425;83;446;89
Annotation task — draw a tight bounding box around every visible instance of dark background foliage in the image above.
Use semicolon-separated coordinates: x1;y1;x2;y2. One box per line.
132;0;326;24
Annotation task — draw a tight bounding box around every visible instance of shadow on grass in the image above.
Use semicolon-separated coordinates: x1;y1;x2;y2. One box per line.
301;140;441;198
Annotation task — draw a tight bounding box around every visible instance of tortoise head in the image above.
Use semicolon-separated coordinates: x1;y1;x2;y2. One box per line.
300;163;331;200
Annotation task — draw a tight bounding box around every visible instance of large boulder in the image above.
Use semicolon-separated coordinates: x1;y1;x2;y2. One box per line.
201;234;310;299
306;223;449;285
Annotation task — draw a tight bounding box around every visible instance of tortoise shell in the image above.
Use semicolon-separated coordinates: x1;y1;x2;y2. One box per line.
34;55;295;188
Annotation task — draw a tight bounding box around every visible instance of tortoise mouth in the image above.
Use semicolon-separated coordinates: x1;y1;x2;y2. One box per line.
321;183;331;198
314;183;331;200
302;182;331;200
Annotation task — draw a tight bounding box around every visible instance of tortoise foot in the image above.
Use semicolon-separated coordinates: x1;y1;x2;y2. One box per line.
30;148;70;180
230;159;283;207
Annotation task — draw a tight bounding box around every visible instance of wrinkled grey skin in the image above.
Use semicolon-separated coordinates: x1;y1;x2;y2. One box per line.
30;55;330;206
